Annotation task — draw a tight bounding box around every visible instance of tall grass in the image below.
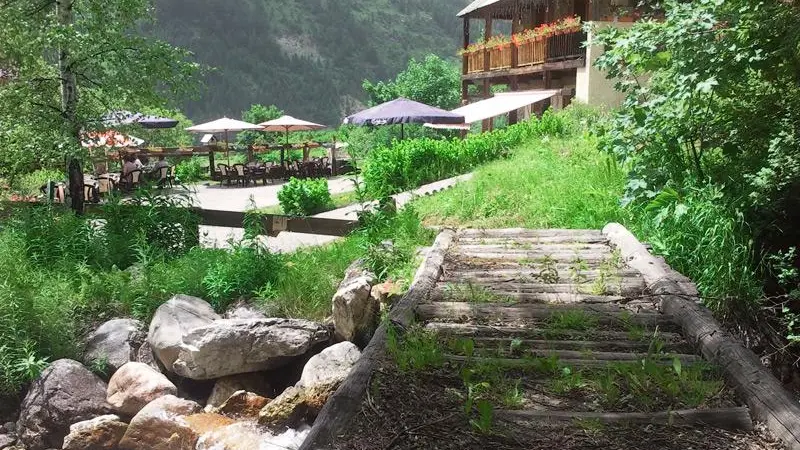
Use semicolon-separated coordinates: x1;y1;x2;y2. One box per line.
413;134;626;230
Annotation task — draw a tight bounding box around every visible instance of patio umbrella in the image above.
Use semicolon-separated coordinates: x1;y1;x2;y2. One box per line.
104;110;180;129
343;97;464;139
186;117;262;165
258;115;326;165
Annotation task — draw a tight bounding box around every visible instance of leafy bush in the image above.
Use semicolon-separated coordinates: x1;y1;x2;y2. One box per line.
202;246;282;311
13;168;65;196
277;177;334;216
175;157;208;183
362;110;573;198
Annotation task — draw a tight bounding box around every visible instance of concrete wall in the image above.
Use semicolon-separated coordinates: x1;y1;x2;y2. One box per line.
575;21;634;108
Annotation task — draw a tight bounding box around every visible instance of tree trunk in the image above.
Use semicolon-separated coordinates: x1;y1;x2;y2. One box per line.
56;0;83;214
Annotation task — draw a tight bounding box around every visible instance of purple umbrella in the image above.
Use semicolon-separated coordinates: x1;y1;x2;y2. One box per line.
343;98;464;139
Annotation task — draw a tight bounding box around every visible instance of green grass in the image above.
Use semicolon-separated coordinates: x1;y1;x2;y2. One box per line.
412;134;626;229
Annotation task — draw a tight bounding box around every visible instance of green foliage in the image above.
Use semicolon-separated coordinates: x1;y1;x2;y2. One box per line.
135;108;195;148
150;2;465;125
363;54;461;109
362;110;575;199
277;177;334;216
387;325;444;373
237;104;285;147
547;310;599;332
593;0;800;325
174;157;208;183
202;246;281;311
12;169;65;196
0;0;200;180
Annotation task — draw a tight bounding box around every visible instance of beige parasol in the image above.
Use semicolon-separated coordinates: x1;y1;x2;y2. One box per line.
186;117;262;165
258;115;326;165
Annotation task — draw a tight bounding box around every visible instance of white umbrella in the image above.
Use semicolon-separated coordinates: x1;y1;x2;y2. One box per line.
258;115;326;165
186;117;262;165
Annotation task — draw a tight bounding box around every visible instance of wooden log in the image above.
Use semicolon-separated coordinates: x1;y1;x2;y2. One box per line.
464;337;689;353
456;235;608;245
442;268;643;282
452;250;615;262
416;302;674;327
455;243;611;253
434;280;645;296
425;322;685;342
496;407;753;432
429;288;627;304
298;230;456;450
603;223;800;449
444;354;698;369
457;228;602;238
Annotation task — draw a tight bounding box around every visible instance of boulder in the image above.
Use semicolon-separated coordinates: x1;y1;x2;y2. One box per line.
16;359;113;450
0;434;15;450
83;319;145;374
172;319;330;380
107;362;178;416
297;341;361;389
223;301;267;320
332;274;378;343
341;259;376;286
215;391;271;419
258;385;336;431
371;280;402;312
135;340;161;372
196;422;310;450
118;395;201;450
257;386;309;430
206;373;272;409
2;423;14;434
183;413;235;436
147;295;221;370
62;415;127;450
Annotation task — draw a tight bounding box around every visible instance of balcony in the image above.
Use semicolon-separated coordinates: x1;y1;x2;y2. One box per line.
460;18;587;81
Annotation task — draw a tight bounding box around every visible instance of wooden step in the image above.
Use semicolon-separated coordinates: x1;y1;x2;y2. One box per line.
416;302;675;327
444;354;699;369
455;243;612;253
445;260;627;271
435;280;645;297
457;228;603;239
426;323;684;342
429;288;627;304
442;268;643;282
460;337;691;353
495;407;753;432
456;235;609;245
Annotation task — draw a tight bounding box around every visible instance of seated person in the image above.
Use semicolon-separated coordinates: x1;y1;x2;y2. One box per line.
151;156;171;184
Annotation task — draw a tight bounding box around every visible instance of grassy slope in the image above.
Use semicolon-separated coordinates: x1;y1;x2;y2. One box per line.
413;134;627;230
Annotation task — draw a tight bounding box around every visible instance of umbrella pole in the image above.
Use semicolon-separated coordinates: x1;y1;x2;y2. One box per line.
401;123;405;140
225;130;230;166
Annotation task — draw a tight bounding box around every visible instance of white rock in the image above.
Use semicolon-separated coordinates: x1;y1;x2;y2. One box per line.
147;295;221;371
107;362;178;416
62;414;127;450
83;319;145;374
332;275;378;342
172;319;330;380
297;342;361;389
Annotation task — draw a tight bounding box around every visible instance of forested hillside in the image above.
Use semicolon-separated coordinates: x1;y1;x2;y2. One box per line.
149;0;469;125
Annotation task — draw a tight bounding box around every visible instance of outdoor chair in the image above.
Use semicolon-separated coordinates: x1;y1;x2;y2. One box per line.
120;169;142;192
217;164;232;186
83;183;100;203
156;166;171;188
232;164;251;186
168;165;176;186
97;175;114;195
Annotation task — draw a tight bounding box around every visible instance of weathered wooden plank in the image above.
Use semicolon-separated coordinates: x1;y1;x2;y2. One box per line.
195;208;359;237
299;230;456;450
464;337;689;353
497;407;753;432
435;280;645;296
457;228;603;238
429;287;629;304
456;243;611;253
456;235;608;245
604;222;800;450
452;250;616;263
442;268;643;281
425;322;684;342
444;354;698;369
416;302;674;327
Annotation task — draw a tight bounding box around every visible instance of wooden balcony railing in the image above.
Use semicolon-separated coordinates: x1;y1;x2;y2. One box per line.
461;30;587;76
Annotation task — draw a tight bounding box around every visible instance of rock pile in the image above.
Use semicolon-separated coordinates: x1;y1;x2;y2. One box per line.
8;288;368;450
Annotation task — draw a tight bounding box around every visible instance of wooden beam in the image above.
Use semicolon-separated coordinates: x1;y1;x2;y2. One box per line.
497;407;754;432
425;322;685;342
462;17;470;77
444;354;699;369
603;223;800;450
462;58;586;81
299;230;456;450
195;208;358;237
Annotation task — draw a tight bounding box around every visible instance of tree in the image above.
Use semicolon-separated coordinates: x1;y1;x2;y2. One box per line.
0;0;199;210
237;104;284;147
362;54;461;110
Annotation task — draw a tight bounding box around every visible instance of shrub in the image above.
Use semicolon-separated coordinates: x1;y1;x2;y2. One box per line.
277;177;334;216
174;157;208;183
13;168;65;196
361;109;573;198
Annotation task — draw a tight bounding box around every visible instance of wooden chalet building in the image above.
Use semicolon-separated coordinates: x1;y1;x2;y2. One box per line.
456;0;636;129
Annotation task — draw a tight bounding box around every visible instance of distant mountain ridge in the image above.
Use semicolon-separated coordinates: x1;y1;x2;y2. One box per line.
150;0;470;125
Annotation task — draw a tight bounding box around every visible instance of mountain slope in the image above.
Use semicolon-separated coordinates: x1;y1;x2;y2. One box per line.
151;0;469;125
